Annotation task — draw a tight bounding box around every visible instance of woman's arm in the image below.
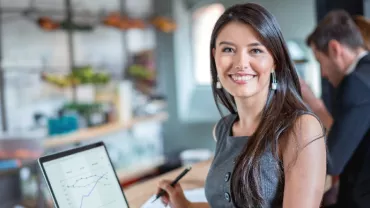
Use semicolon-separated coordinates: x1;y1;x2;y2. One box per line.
281;114;327;208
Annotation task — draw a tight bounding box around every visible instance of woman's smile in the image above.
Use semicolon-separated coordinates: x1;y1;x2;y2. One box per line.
229;73;257;85
214;21;274;98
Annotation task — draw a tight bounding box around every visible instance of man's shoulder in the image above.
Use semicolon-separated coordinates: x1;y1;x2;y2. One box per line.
355;53;370;85
338;60;370;108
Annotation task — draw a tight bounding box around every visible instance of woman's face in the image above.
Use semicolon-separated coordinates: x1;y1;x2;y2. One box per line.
213;21;275;98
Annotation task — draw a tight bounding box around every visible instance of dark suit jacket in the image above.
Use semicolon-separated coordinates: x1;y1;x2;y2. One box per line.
327;53;370;208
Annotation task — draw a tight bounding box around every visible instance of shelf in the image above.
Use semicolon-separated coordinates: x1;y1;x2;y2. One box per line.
42;112;169;149
116;156;165;184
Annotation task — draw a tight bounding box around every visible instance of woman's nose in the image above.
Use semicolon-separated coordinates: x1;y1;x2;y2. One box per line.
234;51;250;69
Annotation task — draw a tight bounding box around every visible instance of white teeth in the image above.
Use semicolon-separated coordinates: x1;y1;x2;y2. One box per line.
231;75;255;81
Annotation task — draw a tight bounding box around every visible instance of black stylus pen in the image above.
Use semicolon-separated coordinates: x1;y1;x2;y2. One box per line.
152;166;192;203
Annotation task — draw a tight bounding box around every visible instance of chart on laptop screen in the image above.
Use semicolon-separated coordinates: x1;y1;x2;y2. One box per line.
43;146;128;208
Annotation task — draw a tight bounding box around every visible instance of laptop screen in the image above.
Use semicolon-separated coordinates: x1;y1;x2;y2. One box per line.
42;145;129;208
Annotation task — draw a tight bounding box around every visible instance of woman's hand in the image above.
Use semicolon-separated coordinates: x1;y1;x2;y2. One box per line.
157;179;191;208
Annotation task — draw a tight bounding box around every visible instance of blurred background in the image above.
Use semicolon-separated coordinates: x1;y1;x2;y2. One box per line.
0;0;365;207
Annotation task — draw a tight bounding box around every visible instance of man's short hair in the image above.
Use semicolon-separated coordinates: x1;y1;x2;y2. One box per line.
306;10;364;53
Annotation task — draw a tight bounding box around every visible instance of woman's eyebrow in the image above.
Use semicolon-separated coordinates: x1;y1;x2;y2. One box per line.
219;41;235;46
247;42;263;47
218;41;263;47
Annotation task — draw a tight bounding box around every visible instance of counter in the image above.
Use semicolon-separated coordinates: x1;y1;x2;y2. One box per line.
125;159;212;207
125;159;332;207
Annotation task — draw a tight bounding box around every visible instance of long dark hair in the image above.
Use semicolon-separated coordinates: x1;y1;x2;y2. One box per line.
210;3;312;207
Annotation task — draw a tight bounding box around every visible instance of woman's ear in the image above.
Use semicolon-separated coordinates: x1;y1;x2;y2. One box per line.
212;48;216;57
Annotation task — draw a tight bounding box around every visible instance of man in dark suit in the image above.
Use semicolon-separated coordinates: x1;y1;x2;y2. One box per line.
302;10;370;208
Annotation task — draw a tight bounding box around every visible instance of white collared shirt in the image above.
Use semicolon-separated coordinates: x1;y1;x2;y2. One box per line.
346;51;368;75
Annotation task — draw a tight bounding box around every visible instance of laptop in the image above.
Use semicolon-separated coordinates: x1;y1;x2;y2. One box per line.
38;141;130;208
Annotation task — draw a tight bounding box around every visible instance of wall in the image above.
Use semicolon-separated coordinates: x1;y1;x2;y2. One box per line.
0;0;157;204
153;0;218;157
0;0;155;135
225;0;316;40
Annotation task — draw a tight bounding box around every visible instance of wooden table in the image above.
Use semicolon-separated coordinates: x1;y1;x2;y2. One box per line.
124;159;332;207
125;159;212;207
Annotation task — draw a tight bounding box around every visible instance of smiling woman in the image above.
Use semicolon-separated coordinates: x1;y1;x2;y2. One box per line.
156;3;327;208
213;22;275;99
207;3;327;208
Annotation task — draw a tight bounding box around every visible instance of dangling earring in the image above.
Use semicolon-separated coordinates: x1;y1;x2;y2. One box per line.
271;70;278;90
216;77;222;89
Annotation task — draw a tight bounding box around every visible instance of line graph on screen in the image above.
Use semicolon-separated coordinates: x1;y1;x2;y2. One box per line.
43;146;128;208
60;170;117;208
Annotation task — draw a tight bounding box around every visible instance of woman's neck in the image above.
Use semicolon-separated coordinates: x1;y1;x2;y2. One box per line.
234;88;269;135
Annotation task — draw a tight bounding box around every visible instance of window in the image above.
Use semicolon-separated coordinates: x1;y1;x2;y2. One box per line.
192;4;225;85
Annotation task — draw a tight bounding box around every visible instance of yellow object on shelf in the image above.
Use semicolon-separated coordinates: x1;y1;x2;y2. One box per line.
150;16;177;33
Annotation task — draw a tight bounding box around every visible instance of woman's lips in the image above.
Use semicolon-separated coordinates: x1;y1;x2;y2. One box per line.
229;74;256;84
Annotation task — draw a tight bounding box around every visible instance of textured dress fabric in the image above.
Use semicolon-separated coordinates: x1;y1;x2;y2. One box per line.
204;114;284;208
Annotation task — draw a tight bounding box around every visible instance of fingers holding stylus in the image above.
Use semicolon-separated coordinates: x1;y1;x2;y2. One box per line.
157;179;189;208
157;180;171;205
157;180;177;200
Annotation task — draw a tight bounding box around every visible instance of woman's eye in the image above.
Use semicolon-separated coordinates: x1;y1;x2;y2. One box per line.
251;48;263;54
222;47;234;53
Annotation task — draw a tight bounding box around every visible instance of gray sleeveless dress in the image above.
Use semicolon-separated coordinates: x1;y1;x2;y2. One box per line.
204;114;284;208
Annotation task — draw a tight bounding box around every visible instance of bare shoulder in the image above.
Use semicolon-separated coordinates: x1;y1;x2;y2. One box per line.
281;114;327;207
293;114;325;147
281;113;326;169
